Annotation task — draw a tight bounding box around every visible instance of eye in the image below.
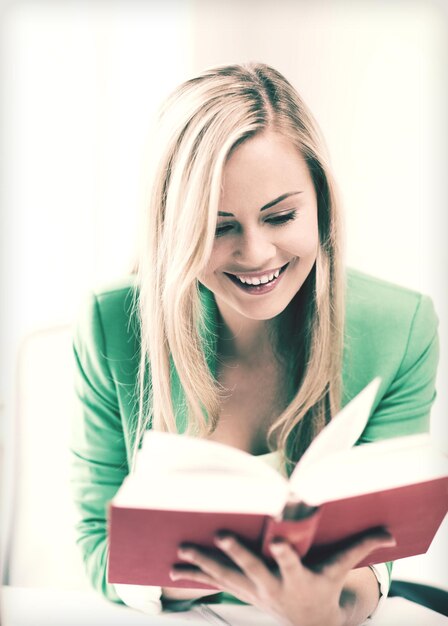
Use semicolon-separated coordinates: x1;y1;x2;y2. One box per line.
265;210;297;225
215;223;234;238
214;210;298;238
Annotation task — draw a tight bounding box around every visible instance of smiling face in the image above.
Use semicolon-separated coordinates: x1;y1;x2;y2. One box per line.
198;131;319;328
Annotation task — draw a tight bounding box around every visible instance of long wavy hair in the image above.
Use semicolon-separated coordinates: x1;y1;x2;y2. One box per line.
132;62;345;473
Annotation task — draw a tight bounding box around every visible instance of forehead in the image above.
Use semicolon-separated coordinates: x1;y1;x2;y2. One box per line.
219;131;312;213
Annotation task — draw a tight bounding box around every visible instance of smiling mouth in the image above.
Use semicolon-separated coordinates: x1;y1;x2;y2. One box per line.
224;262;290;291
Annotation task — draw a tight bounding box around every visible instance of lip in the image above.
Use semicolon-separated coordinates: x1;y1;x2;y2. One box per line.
224;262;289;296
224;262;289;280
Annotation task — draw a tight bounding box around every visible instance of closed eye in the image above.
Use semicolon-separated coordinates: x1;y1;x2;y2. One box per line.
215;223;234;237
215;210;297;238
265;210;297;225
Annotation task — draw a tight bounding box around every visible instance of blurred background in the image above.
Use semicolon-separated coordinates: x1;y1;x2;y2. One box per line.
1;0;447;597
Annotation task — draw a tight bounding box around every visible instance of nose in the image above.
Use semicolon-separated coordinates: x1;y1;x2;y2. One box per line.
232;226;277;269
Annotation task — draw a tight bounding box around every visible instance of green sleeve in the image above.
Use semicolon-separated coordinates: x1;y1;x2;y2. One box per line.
70;292;128;603
361;294;439;586
361;294;439;442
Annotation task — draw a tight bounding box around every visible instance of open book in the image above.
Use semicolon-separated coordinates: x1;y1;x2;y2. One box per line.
107;379;448;588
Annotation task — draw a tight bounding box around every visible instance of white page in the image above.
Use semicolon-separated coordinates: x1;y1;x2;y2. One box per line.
138;431;285;482
295;433;448;505
114;470;288;514
290;377;381;489
115;431;288;514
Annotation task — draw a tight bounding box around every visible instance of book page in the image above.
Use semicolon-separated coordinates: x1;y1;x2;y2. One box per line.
289;378;381;490
114;431;288;514
295;433;448;505
137;431;286;482
114;469;289;514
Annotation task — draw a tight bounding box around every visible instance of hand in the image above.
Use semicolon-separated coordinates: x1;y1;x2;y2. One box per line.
169;530;395;626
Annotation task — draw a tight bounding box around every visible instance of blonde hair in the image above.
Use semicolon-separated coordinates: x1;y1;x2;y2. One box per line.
132;63;345;472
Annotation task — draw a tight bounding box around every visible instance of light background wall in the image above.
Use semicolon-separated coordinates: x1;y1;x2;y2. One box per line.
188;0;448;444
1;0;447;589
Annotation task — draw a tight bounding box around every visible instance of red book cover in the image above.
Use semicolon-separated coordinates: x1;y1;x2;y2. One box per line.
106;380;448;588
108;509;268;588
263;478;448;567
108;477;448;587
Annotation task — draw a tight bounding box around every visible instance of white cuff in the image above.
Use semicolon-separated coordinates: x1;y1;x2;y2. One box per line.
114;584;163;615
365;563;390;621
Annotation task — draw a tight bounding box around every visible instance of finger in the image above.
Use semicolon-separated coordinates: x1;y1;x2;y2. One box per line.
169;565;217;589
170;565;256;606
175;545;255;599
214;534;276;589
269;539;304;582
321;530;396;581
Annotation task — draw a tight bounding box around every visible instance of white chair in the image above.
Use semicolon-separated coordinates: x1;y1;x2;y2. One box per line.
2;325;90;590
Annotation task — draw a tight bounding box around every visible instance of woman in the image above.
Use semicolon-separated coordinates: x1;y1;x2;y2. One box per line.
71;63;439;625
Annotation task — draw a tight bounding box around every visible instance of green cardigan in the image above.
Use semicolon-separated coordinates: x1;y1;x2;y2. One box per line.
70;268;439;603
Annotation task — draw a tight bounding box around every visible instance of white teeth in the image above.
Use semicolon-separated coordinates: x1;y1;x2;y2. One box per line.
235;268;282;285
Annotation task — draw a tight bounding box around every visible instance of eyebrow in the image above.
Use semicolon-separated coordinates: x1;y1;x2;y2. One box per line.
218;191;303;217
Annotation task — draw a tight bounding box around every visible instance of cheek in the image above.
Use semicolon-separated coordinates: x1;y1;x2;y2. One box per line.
206;241;231;273
198;242;228;282
282;225;319;258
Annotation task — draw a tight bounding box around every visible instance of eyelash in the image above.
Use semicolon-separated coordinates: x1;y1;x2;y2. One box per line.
215;210;297;238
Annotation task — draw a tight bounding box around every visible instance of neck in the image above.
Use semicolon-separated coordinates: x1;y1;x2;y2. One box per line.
216;305;276;365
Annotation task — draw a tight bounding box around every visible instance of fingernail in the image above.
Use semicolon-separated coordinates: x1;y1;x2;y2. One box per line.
384;538;397;547
270;541;286;553
381;531;397;546
178;548;194;560
215;535;232;549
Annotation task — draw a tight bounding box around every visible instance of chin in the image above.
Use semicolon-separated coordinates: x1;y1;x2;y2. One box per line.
237;300;292;321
